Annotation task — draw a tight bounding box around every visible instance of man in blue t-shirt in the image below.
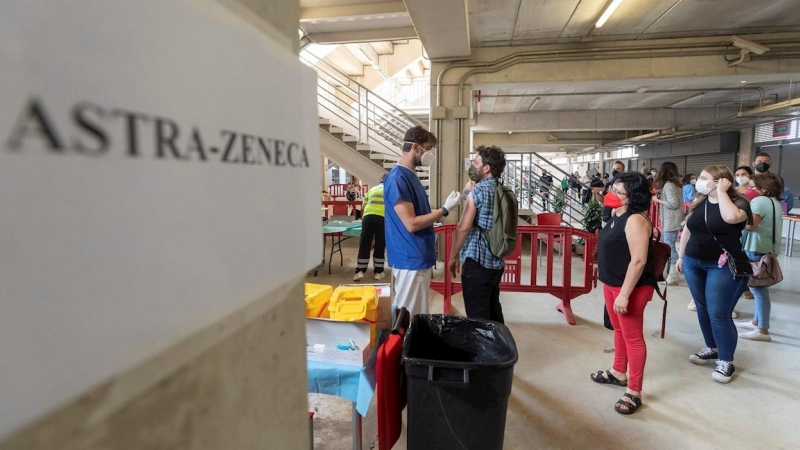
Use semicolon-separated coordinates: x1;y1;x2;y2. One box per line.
384;126;460;316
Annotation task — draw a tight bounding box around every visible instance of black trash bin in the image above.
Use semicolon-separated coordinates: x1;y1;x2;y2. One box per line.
402;314;518;450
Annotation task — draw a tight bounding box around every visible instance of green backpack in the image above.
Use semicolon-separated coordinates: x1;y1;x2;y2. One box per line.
484;181;518;258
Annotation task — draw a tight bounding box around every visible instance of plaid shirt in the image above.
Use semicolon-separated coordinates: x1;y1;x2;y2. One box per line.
459;177;505;270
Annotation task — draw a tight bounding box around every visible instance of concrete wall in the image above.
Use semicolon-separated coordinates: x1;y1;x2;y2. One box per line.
1;1;311;449
1;281;309;450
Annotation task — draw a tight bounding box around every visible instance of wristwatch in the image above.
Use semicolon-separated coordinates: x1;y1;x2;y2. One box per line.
441;206;449;217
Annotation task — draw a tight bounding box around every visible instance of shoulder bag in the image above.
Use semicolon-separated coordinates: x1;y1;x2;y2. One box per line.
747;199;784;287
704;200;753;279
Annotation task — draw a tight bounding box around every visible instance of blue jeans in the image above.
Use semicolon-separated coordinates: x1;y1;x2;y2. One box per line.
682;255;749;361
745;250;771;331
661;230;679;264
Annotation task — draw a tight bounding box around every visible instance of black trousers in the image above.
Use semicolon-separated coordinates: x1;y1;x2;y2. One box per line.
356;215;385;274
461;258;505;323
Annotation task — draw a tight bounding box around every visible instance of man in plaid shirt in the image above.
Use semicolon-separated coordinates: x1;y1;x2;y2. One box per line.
448;145;507;323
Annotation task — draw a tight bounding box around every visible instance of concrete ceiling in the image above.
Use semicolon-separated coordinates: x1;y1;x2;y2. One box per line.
295;0;800;152
299;0;415;43
468;0;800;46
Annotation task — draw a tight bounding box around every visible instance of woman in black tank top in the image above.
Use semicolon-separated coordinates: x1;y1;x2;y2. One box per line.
677;166;751;384
590;172;655;415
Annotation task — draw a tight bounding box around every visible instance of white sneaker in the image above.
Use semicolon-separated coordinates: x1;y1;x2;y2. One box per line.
734;320;757;330
738;329;772;341
687;300;697;311
353;272;364;281
731;310;739;319
374;272;385;281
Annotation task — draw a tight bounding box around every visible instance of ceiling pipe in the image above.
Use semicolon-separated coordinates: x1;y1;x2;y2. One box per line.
478;87;766;103
435;38;800;107
454;50;787;106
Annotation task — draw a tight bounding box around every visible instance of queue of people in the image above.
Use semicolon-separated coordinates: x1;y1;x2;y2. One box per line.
324;124;792;417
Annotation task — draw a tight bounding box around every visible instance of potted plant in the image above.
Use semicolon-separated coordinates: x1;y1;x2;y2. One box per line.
553;188;567;216
577;197;602;257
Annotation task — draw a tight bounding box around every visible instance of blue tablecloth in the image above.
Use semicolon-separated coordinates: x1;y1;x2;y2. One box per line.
307;331;386;417
307;360;375;417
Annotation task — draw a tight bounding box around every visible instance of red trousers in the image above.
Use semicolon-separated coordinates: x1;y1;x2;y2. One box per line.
603;284;654;392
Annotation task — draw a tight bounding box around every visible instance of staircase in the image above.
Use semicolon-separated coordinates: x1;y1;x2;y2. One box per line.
301;53;429;188
502;154;589;227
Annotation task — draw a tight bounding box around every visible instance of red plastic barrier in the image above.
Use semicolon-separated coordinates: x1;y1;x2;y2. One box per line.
430;224;598;325
328;184;347;198
328;184;369;198
322;200;362;217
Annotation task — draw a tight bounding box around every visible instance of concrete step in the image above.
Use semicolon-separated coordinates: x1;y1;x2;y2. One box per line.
342;134;359;143
356;144;372;151
382;162;395;169
419;179;430;186
318;118;330;126
329;126;344;134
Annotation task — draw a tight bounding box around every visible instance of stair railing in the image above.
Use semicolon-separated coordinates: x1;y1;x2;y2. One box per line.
300;53;424;162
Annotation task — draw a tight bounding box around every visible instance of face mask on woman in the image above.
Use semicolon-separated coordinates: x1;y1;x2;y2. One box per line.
690;178;696;185
735;176;749;186
604;191;623;208
695;179;714;195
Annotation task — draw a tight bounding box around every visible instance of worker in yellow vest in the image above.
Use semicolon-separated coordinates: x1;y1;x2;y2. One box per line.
354;173;386;281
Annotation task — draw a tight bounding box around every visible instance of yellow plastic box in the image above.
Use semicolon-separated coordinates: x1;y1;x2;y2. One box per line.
328;286;378;346
304;283;333;318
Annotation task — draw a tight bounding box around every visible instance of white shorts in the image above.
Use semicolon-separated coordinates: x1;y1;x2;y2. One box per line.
391;268;432;317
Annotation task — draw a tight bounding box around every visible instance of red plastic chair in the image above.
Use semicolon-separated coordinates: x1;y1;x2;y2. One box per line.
500;238;523;286
536;213;564;265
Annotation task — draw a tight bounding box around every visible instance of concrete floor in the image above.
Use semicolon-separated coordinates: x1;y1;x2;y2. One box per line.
307;237;800;450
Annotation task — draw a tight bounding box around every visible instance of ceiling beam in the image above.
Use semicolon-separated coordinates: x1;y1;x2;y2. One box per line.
300;2;406;21
306;27;417;45
404;0;470;59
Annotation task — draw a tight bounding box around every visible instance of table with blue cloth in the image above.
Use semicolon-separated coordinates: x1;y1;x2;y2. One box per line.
307;332;386;450
320;221;362;274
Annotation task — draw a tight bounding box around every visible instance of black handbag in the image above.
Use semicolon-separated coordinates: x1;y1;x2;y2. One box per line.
704;201;753;279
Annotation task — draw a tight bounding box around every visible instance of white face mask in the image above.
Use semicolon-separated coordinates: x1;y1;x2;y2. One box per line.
690;179;696;185
735;176;749;186
420;150;435;167
651;171;657;176
695;179;713;195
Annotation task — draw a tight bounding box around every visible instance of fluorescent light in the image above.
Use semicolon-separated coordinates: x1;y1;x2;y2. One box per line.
790;142;800;145
596;0;624;28
528;97;540;111
636;87;648;94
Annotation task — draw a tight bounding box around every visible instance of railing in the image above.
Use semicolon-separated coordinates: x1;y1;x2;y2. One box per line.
430;224;598;326
300;53;424;163
374;76;430;110
503;159;589;226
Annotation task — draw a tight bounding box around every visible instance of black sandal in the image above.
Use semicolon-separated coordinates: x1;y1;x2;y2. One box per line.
591;370;627;387
614;393;642;415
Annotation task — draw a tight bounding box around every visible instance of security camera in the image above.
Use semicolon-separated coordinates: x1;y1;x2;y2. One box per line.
731;36;770;55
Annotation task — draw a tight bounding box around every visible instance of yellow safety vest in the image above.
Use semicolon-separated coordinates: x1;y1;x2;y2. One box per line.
362;184;384;217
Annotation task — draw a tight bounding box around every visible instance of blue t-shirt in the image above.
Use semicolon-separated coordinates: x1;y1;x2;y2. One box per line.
683;184;696;203
384;165;435;270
